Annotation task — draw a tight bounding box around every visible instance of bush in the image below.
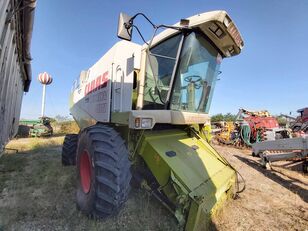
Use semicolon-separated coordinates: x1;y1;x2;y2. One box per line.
51;121;80;135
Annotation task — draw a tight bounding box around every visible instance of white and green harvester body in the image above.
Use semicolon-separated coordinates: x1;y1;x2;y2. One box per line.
69;11;244;230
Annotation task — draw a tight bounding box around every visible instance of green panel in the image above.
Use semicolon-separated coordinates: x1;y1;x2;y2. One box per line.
111;112;129;124
140;130;234;193
19;120;41;126
138;129;236;231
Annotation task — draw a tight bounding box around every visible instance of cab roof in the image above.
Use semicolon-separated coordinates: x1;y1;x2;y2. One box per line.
144;10;244;58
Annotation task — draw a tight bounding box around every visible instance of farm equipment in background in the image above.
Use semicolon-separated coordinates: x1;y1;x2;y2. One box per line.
252;136;308;173
212;121;237;145
62;11;245;230
18;117;53;137
281;107;308;134
213;108;291;147
251;107;308;172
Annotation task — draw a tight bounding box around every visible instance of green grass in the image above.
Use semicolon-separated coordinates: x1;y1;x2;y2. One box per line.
0;154;27;193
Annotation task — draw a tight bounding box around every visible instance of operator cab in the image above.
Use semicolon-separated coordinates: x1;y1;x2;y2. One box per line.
121;10;244;114
115;10;244;128
143;31;221;113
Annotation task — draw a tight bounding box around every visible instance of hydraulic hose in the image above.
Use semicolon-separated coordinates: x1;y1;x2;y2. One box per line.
240;124;252;146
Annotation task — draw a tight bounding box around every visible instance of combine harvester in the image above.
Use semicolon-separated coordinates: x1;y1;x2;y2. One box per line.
63;11;244;230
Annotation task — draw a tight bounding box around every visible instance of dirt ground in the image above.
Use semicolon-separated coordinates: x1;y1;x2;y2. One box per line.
0;136;307;231
212;145;308;231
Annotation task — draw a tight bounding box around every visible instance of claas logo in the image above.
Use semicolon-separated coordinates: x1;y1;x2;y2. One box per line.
85;71;108;96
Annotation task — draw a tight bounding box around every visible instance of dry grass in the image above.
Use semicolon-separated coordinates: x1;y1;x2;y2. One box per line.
52;121;80;135
1;137;307;230
6;136;64;153
0;136;178;231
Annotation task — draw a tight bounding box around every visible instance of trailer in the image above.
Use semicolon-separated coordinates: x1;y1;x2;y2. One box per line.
252;136;308;172
0;0;36;154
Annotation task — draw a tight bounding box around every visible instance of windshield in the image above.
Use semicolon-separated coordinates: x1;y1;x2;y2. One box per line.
143;32;221;112
143;34;182;109
170;32;221;113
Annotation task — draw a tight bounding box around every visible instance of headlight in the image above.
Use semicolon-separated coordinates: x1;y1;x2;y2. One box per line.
141;118;152;129
134;118;153;129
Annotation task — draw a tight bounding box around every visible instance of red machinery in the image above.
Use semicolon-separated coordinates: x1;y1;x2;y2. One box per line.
213;108;291;147
292;108;308;133
281;107;308;134
236;109;282;142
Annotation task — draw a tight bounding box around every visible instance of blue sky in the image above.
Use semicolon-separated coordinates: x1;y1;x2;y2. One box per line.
21;0;308;119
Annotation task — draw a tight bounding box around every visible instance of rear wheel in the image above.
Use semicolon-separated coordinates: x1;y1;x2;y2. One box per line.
62;134;78;166
17;125;30;137
76;124;131;218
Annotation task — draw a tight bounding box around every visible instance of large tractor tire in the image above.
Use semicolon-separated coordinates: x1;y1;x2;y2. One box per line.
62;134;78;166
76;124;131;218
16;125;30;137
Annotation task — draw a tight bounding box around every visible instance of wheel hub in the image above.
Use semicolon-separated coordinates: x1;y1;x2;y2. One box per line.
80;150;91;193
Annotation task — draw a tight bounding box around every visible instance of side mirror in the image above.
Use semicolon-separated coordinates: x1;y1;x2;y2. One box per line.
117;12;133;41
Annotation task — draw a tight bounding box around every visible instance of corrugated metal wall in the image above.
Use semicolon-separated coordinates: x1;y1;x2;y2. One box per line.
0;0;31;153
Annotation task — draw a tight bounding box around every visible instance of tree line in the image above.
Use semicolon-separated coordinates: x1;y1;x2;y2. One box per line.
210;113;288;126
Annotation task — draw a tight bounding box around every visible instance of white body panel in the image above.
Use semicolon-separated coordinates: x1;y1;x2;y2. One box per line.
70;10;244;130
70;41;141;128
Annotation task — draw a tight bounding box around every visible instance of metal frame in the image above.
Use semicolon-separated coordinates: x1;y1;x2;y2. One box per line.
252;137;308;170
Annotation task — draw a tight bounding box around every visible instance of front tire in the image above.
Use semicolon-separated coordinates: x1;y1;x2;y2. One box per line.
76;124;131;218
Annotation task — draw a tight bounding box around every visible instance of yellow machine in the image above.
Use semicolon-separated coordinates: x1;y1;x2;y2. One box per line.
214;121;235;144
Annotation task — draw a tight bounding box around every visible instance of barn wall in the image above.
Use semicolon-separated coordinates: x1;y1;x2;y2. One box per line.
0;0;35;153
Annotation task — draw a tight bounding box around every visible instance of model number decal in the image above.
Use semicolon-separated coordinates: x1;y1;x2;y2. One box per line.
84;71;109;96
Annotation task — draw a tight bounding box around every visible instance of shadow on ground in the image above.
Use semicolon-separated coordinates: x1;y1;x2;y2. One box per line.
234;155;308;203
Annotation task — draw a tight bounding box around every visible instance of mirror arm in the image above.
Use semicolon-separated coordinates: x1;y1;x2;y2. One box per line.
132;25;149;45
129;13;156;29
128;13;187;31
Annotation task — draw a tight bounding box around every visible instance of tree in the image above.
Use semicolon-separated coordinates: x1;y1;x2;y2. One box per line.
211;113;236;122
211;113;224;122
54;115;71;122
276;116;287;126
224;113;236;121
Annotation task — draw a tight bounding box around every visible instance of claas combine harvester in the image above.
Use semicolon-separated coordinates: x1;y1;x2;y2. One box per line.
213;108;291;148
62;11;244;230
